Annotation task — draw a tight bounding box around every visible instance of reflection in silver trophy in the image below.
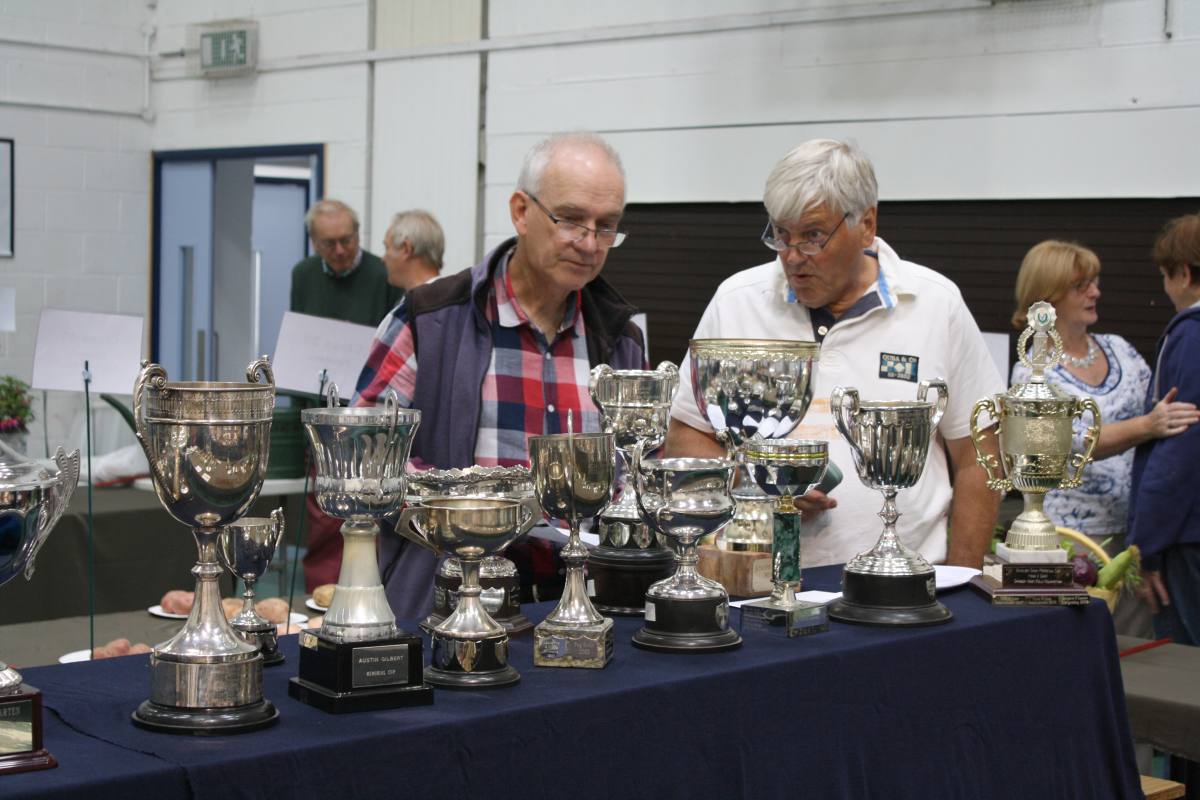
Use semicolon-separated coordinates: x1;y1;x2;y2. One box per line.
218;509;286;666
739;439;830;636
528;428;616;668
632;457;742;653
588;362;678;615
131;358;279;733
408;465;534;635
398;496;537;688
289;386;433;713
828;379;953;626
689;339;820;552
0;441;78;774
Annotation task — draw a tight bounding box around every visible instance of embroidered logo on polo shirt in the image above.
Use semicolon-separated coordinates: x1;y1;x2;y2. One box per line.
879;352;918;383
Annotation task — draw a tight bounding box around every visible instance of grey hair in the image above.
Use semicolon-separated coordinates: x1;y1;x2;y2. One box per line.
304;199;360;235
516;132;626;195
763;139;878;226
387;209;445;272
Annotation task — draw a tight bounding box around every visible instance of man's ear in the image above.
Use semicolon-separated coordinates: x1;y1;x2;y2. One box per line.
858;206;878;246
510;191;529;236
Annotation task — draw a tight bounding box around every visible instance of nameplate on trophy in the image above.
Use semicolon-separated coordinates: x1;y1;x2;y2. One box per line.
739;600;829;638
982;556;1075;588
969;575;1090;606
351;645;410;689
0;696;34;755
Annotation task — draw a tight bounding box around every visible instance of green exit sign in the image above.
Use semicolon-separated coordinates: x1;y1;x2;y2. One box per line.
202;30;249;69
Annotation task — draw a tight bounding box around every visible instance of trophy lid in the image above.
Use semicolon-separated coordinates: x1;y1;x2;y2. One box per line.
0;440;71;492
1009;301;1073;403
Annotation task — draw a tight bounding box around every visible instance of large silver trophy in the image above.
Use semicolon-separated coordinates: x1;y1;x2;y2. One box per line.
827;379;952;626
288;386;432;713
739;439;830;636
632;456;742;652
588;363;678;615
528;430;617;668
398;496;537;688
0;442;78;774
408;465;535;635
689;339;820;552
132;358;279;733
217;509;286;666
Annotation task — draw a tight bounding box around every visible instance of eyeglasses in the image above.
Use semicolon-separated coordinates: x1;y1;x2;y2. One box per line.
525;192;627;248
1070;276;1100;293
315;233;357;252
761;213;848;256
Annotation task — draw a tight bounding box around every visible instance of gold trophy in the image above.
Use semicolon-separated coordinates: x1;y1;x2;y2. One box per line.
968;301;1100;604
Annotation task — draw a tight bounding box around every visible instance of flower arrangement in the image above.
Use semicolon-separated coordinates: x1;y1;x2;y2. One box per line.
0;376;34;433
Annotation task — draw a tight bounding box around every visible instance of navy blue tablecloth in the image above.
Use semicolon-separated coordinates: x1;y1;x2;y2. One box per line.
5;565;1143;799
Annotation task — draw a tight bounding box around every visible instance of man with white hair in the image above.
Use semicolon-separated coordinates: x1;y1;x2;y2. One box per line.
354;132;647;618
666;139;1003;569
382;209;445;290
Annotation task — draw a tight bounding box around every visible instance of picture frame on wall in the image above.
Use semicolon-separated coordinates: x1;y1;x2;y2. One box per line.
0;138;12;258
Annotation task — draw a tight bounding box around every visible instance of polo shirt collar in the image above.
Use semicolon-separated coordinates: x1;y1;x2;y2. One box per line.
493;251;581;336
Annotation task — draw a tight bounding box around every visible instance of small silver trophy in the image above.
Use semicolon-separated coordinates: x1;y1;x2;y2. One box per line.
632;456;742;653
132;358;279;733
689;339;820;552
288;385;432;713
0;441;78;774
738;439;830;637
828;379;953;627
588;362;678;615
217;509;286;666
528;428;617;668
398;496;538;688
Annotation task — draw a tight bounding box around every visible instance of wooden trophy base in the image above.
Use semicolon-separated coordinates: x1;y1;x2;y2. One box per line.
0;684;56;775
696;544;772;598
970;553;1091;606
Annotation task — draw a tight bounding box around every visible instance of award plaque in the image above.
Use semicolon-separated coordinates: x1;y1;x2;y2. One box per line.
969;301;1099;605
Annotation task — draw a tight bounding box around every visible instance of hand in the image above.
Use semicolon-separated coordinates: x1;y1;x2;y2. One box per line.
1146;387;1200;438
1135;569;1170;614
793;489;837;522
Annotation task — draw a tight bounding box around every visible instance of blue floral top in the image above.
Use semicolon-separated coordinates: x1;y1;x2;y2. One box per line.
1010;334;1150;536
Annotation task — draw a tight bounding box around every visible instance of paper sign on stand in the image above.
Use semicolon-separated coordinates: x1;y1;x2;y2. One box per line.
272;311;377;397
31;309;144;393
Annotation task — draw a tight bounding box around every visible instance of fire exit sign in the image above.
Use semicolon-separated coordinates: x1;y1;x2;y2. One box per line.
194;20;258;77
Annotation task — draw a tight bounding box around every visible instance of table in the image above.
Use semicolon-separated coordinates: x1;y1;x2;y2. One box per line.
3;566;1142;799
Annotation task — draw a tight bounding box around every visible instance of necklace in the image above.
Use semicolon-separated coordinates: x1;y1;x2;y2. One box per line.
1062;335;1098;368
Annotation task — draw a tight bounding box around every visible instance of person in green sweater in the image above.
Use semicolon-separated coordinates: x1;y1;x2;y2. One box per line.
290;198;404;327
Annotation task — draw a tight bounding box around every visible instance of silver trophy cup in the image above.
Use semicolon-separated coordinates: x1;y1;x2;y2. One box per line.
528;431;617;668
588;362;678;615
632;456;742;653
0;442;78;774
218;509;286;666
131;358;279;734
689;339;820;552
398;496;538;688
828;379;952;626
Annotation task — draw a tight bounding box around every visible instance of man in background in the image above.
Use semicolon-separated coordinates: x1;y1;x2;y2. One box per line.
382;209;445;291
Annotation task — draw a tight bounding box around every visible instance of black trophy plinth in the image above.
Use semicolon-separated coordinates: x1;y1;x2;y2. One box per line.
828;570;952;626
131;698;279;735
632;596;742;653
289;628;434;713
234;622;284;667
426;632;520;688
423;571;531;636
588;544;675;616
0;684;56;775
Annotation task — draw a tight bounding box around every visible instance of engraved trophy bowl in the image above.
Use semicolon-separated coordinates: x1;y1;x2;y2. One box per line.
632;456;742;653
689;339;820;553
407;465;535;635
588;362;677;615
528;431;616;668
827;379;954;627
131;358;279;734
971;301;1101;556
217;509;286;666
398;496;538;688
0;441;78;774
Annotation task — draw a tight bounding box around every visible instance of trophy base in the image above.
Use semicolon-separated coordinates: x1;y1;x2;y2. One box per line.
969;574;1091;606
828;570;952;627
632;596;742;653
131;698;279;735
533;618;614;668
587;546;675;616
426;632;519;688
232;622;284;667
739;599;829;638
422;572;531;636
0;684;56;775
292;627;432;713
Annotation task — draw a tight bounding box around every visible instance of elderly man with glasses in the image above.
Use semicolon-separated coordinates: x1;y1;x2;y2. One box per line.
354;132;647;619
666;138;1003;570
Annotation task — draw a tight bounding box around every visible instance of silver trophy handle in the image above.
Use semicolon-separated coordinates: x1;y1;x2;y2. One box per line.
656;361;679;397
395;505;438;553
917;377;949;432
246;355;274;387
326;382;341;408
970;397;1009;492
132;361;174;496
25;446;80;580
588;364;614;412
831;386;860;447
269;506;286;551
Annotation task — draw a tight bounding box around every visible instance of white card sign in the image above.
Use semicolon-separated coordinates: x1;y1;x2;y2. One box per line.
272;311;377;397
31;309;144;394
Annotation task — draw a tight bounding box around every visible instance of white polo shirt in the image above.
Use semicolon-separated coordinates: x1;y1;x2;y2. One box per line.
671;237;1003;566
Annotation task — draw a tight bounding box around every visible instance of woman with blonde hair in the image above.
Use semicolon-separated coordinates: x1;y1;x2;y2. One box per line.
1012;239;1199;634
